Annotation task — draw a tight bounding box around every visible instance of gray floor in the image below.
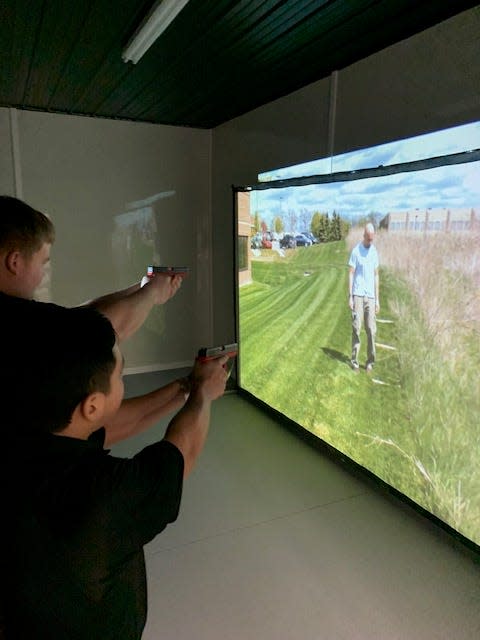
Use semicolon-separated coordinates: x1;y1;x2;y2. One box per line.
114;372;480;640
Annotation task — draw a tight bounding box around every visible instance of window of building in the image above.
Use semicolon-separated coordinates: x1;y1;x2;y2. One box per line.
238;235;248;271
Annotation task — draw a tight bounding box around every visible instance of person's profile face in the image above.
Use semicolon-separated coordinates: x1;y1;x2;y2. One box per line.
20;242;51;298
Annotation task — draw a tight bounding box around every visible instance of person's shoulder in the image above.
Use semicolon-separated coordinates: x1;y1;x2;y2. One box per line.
0;291;29;306
350;242;361;255
0;291;63;309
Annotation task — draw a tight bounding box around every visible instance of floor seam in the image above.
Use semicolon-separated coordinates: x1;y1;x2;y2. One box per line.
146;490;368;556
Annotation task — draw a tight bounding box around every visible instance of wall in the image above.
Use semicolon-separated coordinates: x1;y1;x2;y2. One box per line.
0;109;212;371
211;6;480;345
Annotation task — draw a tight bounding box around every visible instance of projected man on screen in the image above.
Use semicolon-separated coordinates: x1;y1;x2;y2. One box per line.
348;223;379;372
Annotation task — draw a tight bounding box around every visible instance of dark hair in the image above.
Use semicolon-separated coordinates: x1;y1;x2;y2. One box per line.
0;195;55;256
1;300;117;434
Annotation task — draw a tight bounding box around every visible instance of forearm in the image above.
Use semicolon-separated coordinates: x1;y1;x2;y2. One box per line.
375;272;380;304
83;282;141;307
91;284;157;341
163;389;212;478
104;379;187;446
348;270;354;307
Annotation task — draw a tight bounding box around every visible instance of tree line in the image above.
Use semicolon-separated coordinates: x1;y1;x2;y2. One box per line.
253;210;350;242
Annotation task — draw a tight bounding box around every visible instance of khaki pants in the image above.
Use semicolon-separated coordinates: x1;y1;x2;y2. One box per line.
351;295;376;366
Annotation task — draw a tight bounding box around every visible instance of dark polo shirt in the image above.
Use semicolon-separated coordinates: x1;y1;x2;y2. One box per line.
3;428;184;640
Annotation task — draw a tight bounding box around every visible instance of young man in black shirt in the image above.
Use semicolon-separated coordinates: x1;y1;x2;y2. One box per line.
2;303;229;639
0;194;196;446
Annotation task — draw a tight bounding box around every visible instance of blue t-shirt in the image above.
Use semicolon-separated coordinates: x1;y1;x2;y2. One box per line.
348;242;379;299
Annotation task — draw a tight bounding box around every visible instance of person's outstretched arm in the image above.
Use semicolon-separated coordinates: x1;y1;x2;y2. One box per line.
82;275;183;341
163;356;229;478
103;376;191;447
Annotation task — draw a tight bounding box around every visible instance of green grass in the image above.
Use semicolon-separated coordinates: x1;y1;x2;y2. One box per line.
239;241;480;545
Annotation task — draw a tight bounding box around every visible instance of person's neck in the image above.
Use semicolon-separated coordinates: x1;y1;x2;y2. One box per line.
0;284;28;298
55;420;98;441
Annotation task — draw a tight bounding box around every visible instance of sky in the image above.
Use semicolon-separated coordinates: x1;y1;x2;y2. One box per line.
250;121;480;227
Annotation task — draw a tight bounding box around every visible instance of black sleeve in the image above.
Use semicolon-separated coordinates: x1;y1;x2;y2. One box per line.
99;440;184;551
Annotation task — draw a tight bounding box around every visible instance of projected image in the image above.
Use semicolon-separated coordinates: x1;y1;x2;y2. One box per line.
237;125;480;545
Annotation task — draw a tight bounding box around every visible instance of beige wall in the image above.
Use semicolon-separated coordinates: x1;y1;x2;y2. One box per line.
1;109;212;371
211;6;480;344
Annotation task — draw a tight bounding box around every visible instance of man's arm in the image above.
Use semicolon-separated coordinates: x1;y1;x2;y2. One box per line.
375;268;380;313
163;356;228;478
83;275;183;341
103;377;191;447
348;267;355;310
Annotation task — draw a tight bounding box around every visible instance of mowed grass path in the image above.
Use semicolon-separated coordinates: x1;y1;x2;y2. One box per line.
239;242;417;502
240;242;480;544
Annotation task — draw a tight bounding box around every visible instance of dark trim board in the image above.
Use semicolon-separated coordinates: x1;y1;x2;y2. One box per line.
236;386;480;560
234;148;480;192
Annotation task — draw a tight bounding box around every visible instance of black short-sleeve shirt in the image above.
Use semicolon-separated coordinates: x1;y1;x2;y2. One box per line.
3;428;184;640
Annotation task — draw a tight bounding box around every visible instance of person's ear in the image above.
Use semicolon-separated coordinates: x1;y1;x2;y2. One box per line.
79;392;107;424
5;250;23;275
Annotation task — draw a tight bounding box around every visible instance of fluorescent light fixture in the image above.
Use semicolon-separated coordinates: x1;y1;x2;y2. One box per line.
122;0;190;64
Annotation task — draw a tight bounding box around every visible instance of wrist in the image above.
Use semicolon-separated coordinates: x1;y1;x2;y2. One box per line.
177;376;191;400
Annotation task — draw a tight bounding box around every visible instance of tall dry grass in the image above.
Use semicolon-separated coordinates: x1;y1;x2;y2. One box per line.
347;227;480;540
376;230;480;362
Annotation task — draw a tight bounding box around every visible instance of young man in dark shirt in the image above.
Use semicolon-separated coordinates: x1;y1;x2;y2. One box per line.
0;194;184;339
2;302;229;639
0;194;195;445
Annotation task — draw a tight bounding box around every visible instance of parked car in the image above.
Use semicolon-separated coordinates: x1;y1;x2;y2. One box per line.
295;234;312;246
301;231;318;244
250;233;262;249
280;234;296;249
261;237;272;249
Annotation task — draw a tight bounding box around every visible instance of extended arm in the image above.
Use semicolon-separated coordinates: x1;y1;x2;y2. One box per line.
83;275;183;341
163;356;229;478
104;377;190;447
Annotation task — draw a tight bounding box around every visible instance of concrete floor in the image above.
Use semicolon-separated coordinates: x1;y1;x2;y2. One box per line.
113;373;480;640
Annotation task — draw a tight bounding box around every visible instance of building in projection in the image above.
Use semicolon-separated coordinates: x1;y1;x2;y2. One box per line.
380;208;478;233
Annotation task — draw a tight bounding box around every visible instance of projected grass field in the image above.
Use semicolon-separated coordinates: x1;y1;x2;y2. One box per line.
239;234;480;544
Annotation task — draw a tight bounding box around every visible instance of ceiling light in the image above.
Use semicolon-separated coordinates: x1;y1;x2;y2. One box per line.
122;0;190;64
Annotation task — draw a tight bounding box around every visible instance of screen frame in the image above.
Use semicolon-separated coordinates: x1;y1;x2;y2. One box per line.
232;146;480;556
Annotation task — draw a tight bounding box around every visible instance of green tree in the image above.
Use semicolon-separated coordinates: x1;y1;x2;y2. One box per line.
273;216;284;234
311;211;331;242
324;213;335;242
332;211;342;240
253;211;261;234
310;211;323;238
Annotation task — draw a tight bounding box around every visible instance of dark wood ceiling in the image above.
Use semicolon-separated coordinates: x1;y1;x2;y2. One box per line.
0;1;477;129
